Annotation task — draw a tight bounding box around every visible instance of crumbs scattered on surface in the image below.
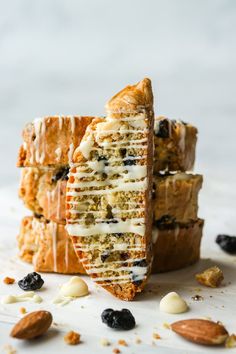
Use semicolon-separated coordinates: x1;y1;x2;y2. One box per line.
163;322;170;329
100;338;111;346
19;307;26;315
225;334;236;348
195;266;224;288
118;339;128;346
112;348;121;354
64;331;81;345
152;333;161;340
191;294;204;301
3;277;15;285
134;336;142;344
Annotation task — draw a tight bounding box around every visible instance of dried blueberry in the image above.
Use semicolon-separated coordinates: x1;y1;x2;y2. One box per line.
154;215;176;228
106;205;113;219
52;167;69;183
216;234;236;254
33;213;43;219
101;308;135;330
101;308;114;323
113;233;123;237
98;155;107;162
18;272;44;291
120;148;127;158
101;251;110;262
133;259;147;267
155;119;170;138
124;156;136;166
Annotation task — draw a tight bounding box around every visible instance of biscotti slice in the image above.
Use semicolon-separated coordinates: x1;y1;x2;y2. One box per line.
66;78;154;300
153;173;203;224
17;116;94;167
154;116;197;172
19;167;68;224
152;219;204;273
18;216;85;274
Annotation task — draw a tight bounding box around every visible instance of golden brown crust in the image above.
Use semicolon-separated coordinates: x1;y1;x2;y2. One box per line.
19;167;67;224
19;166;202;228
17;116;94;167
18;216;85;274
153;174;203;224
18;216;203;275
106;78;153;117
152;219;204;273
154;117;197;172
17;216;38;263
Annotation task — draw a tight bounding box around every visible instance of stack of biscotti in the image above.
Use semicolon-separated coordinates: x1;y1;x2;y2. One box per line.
16;79;203;285
152;117;204;272
17;116;95;274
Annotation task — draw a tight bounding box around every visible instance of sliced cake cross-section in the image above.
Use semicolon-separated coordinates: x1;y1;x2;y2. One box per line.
66;78;154;300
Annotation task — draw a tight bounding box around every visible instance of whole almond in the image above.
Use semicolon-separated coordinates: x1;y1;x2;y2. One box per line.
10;310;53;339
171;319;228;346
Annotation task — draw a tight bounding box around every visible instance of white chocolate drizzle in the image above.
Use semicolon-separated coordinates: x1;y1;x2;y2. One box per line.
66;113;151;285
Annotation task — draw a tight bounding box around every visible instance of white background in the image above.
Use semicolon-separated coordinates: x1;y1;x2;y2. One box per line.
0;0;236;183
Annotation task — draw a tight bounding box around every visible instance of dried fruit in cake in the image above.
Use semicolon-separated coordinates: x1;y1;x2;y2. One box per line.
216;234;236;254
154;116;197;172
66;78;154;300
101;308;136;330
18;272;44;291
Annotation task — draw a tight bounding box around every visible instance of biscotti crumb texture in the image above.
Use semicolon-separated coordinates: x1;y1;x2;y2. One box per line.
17;116;94;167
18;216;85;274
66;78;154;300
154;116;197;172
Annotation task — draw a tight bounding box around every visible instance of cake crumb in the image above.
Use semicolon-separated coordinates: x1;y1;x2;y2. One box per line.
113;349;121;354
152;333;161;340
3;277;15;285
100;338;111;346
64;331;81;345
163;322;170;329
192;294;204;301
118;339;128;346
195;266;224;288
19;307;26;315
135;336;142;344
225;334;236;348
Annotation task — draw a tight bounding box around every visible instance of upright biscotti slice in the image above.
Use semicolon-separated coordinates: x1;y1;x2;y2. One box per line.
66;78;154;300
17;116;94;167
154;116;197;172
18;216;85;274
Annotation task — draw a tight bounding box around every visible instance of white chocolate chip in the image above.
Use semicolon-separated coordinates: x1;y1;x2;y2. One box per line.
59;276;89;297
160;292;188;314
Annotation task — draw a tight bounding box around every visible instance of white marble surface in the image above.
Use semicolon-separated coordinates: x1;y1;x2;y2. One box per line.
0;185;236;353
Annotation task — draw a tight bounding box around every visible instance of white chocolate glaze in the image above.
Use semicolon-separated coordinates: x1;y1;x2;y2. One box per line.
67;113;151;286
2;291;43;304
